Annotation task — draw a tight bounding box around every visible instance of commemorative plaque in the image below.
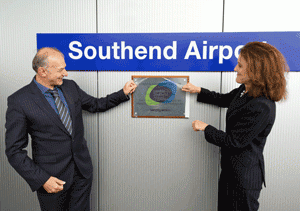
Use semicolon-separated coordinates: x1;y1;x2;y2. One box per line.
132;76;189;118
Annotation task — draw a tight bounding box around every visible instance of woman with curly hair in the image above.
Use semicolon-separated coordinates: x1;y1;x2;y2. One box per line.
182;41;289;211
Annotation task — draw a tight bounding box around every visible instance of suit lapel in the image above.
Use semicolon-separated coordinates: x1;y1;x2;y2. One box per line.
226;84;253;121
28;79;70;136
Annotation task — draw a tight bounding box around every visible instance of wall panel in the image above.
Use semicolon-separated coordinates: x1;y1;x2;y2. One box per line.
224;1;300;210
97;72;221;211
224;0;299;32
0;1;96;210
97;0;223;33
96;0;224;210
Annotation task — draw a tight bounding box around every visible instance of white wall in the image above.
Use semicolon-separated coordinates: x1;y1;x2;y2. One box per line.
1;0;299;211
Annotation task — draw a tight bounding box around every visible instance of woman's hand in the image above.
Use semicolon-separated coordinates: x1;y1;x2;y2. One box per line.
182;83;201;94
192;120;208;131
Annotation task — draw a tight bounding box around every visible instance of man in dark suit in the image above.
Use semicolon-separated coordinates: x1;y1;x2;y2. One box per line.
5;47;137;211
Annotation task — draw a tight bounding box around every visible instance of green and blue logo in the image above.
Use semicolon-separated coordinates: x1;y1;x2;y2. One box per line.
145;80;177;106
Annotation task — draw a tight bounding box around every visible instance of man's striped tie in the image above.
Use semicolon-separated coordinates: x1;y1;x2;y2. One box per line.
48;89;72;135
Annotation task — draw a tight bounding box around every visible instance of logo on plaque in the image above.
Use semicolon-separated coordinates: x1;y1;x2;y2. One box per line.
145;80;177;106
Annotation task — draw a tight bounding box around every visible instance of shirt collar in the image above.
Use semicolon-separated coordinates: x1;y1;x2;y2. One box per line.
34;77;58;94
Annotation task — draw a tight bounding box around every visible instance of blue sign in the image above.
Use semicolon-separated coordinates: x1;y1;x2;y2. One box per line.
37;32;300;71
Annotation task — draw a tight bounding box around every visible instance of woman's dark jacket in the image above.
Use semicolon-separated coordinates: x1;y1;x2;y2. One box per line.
198;84;275;189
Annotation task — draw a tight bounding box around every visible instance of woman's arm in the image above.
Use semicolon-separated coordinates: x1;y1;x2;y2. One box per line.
203;99;274;148
197;87;241;108
182;83;243;108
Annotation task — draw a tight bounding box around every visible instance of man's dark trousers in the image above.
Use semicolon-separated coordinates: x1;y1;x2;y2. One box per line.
37;162;93;211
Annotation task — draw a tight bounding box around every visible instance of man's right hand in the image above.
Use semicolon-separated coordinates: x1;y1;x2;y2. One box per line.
43;176;66;193
123;80;137;95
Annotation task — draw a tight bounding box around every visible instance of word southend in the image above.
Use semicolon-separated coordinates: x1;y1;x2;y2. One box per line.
69;41;266;64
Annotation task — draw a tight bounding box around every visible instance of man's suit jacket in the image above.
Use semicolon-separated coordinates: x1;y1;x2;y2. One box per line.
5;78;129;192
197;84;276;189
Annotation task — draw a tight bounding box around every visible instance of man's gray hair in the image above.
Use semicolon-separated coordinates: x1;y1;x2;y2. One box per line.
32;47;63;72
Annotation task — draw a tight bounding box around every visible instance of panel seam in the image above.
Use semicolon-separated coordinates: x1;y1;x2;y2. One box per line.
217;0;226;189
96;0;100;210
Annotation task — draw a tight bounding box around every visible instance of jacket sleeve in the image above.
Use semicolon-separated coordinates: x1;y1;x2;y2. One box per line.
203;100;271;148
5;96;51;192
197;86;241;108
73;81;130;113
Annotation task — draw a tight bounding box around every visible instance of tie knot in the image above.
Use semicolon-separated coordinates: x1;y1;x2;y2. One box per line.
48;89;59;97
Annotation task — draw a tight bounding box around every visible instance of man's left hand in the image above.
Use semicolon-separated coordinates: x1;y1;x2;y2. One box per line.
123;80;137;95
192;120;208;131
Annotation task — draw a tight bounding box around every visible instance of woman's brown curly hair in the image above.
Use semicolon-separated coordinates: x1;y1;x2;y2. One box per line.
240;41;289;101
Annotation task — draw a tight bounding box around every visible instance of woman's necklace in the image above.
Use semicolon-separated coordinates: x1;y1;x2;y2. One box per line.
240;90;248;97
